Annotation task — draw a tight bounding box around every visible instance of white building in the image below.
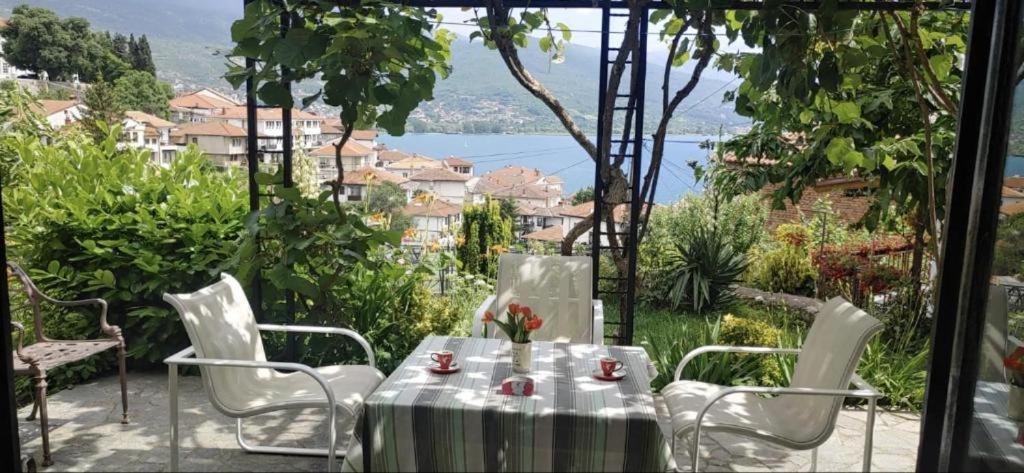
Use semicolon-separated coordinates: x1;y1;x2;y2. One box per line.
123;111;179;166
32;100;85;129
516;204;564;237
386;154;443;178
442;156;474;176
0;18;30;80
172;121;247;168
469;166;563;209
403;168;471;205
169;88;240;124
337;167;409;203
309;139;378;184
210;106;324;151
402;200;462;243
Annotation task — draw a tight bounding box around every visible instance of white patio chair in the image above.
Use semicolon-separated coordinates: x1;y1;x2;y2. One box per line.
163;274;384;472
662;297;884;472
471;254;604;345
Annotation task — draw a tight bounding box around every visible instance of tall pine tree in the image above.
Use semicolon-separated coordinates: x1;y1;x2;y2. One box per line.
81;77;126;140
131;35;156;75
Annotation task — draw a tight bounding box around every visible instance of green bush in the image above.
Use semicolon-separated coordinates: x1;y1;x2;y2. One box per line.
752;245;817;295
719;314;783;385
457;197;513;278
639;193;766;307
994;212;1024;278
664;227;748;314
4;129;248;367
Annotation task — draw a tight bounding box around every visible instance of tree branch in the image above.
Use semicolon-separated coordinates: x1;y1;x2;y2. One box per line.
484;1;598;160
891;10;957;115
330;122;355;219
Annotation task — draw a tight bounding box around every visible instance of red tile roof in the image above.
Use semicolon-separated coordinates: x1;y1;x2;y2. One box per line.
377;148;413;162
309;139;374;157
341;167;408;186
1002;202;1024;217
443;156;473;166
176;121;247;137
474;165;560;199
214;106;321;120
1006;176;1024;189
169;93;236;110
34;100;79;116
523;225;564;242
408;167;471;182
402;200;462;217
125;110;175;128
352;129;378;140
558;201;647;223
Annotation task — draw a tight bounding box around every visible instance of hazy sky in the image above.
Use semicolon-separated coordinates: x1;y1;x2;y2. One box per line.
437;7;757;56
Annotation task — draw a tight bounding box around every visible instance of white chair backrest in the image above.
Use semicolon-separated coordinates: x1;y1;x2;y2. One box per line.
492;254;594;344
163;274;271;413
779;297;882;443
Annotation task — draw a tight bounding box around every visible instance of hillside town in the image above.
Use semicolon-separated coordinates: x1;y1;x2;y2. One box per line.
24;86;635;248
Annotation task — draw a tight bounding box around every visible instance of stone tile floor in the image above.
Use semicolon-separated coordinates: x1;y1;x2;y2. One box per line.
15;372;920;472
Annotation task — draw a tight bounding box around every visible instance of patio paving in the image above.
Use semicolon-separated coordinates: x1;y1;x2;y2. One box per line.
15;371;921;472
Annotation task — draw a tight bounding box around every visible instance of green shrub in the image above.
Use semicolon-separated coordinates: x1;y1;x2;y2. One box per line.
639;193;766;307
457;197;513;278
752;245;817;295
774;223;812;248
664;227;748;313
4;129;248;367
719;314;783;385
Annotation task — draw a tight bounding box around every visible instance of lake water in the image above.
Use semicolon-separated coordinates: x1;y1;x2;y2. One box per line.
379;133;714;203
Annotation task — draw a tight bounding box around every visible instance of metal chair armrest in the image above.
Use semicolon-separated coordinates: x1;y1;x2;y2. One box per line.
256;324;376;368
592;299;604;345
11;321;26;355
42;294;117;338
675;345;802;381
471;294;497;338
850;373;883;398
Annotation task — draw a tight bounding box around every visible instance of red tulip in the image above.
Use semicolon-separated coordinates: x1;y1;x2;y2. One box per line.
525;316;543;331
483;311;494;323
508;303;521;315
520;306;533;319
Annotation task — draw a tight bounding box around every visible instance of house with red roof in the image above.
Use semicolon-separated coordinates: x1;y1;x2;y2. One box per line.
468;165;563;209
403;167;472;204
171;121;248;168
169;88;240;123
309;139;378;185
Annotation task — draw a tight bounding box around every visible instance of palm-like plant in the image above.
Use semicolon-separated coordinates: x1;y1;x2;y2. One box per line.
664;226;748;314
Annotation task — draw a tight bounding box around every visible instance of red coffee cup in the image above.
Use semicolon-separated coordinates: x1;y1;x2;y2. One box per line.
599;357;623;376
431;350;454;370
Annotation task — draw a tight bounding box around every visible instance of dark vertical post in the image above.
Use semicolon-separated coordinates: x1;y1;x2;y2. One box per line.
592;2;610;323
0;178;23;471
916;0;1021;469
243;0;263;322
279;7;297;359
622;7;649;346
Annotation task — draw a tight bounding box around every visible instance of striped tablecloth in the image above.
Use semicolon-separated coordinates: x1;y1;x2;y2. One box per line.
342;336;672;472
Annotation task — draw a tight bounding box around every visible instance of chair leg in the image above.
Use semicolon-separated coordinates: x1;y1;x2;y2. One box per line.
863;398;877;473
810;447;818;472
117;343;128;424
34;373;53;467
26;392;38;422
169;363;179;472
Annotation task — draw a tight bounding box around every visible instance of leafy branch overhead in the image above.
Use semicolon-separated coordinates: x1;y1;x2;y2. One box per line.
226;0;452;135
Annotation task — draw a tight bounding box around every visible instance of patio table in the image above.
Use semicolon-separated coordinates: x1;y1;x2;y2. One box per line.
341;335;672;472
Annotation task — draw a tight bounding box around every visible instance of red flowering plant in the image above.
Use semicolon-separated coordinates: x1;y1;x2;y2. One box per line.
1005;346;1024;387
483;303;543;343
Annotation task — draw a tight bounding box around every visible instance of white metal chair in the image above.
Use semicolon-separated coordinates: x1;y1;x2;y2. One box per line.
471;254;604;345
662;297;884;472
163;274;384;472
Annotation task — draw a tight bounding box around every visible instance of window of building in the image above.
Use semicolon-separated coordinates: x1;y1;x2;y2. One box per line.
191;137;198;144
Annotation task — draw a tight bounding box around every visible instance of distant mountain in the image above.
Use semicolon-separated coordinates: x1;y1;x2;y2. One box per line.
0;0;749;134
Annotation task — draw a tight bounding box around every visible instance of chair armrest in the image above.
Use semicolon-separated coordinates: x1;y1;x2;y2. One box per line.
39;293;117;338
164;345;344;414
592;299;604;345
675;345;801;381
471;295;497;338
11;321;26;356
850;373;882;398
256;324;376;368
